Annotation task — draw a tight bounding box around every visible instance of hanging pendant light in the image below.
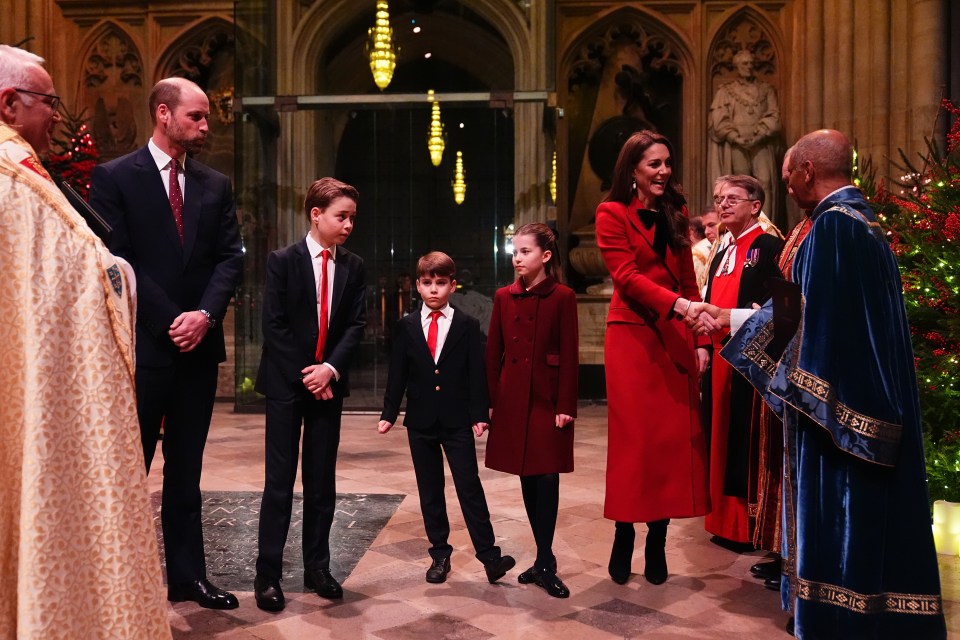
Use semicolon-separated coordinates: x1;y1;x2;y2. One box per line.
426;90;445;166
550;150;557;204
366;0;396;90
452;150;467;204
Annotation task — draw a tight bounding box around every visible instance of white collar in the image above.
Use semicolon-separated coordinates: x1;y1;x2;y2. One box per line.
305;233;337;261
420;303;451;321
147;138;183;173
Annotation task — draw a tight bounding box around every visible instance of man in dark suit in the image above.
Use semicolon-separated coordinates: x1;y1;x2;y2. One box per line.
378;252;515;585
89;77;244;609
252;178;367;612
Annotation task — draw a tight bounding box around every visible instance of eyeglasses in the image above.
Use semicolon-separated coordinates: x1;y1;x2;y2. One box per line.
713;195;756;206
15;88;60;112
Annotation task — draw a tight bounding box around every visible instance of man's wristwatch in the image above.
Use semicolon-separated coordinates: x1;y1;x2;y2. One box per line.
198;309;216;328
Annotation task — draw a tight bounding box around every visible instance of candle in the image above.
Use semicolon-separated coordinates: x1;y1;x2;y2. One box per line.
933;500;960;555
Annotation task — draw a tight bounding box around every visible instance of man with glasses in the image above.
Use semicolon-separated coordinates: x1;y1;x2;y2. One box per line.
0;44;170;637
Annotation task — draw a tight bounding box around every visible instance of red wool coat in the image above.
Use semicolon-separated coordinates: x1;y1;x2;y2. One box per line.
484;277;579;476
596;199;710;523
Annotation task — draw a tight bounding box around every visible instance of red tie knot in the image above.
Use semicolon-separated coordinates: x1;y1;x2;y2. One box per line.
321;248;331;260
430;310;443;321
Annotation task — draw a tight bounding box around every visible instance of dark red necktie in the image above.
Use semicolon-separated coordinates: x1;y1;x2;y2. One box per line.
427;310;443;360
315;249;331;362
168;159;184;244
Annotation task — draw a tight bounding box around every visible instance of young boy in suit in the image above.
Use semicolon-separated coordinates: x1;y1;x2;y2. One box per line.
254;178;367;612
378;252;515;584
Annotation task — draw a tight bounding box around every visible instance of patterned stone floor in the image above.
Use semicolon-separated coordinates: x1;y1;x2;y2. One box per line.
149;404;960;639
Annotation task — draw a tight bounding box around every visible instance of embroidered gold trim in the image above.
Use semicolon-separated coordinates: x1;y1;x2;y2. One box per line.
797;578;942;615
786;368;902;443
743;322;777;377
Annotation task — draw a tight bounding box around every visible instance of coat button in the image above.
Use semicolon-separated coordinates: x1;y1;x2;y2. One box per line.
513;336;519;342
435;369;440;375
435;385;441;391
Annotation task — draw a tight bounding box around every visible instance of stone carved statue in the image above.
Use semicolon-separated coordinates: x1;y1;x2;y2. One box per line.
708;49;781;219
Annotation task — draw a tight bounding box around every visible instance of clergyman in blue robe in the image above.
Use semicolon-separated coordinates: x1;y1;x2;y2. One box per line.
720;129;945;639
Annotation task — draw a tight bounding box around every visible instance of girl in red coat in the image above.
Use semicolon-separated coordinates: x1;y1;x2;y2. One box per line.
596;131;711;586
485;223;579;598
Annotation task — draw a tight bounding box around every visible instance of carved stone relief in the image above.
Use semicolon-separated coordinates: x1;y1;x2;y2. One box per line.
161;27;236;180
83;28;144;162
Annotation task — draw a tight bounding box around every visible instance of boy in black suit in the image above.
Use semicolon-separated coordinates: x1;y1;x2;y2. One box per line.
378;252;515;584
253;178;366;612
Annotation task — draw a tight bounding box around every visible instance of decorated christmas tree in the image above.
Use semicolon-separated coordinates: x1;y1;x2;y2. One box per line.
864;99;960;503
43;105;99;200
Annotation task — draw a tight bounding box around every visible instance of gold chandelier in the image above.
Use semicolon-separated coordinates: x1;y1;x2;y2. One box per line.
452;150;466;204
427;90;445;166
550;150;557;204
366;0;396;90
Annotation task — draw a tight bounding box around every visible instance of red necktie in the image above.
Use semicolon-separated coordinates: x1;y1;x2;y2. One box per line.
315;249;331;362
168;159;184;245
427;310;443;360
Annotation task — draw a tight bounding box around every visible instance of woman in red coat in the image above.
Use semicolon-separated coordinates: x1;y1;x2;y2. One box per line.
596;130;710;586
485;223;579;598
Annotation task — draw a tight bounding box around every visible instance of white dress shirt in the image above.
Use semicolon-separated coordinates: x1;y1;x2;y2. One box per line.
147;138;185;198
420;303;453;363
305;233;339;378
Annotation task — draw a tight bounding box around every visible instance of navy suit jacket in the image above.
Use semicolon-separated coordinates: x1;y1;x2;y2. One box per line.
380;306;488;431
255;239;366;401
90;145;243;367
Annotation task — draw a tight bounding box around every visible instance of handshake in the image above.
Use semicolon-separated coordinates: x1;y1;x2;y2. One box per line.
674;299;729;336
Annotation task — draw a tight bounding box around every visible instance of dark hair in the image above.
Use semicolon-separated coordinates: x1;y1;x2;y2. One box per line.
304;177;359;215
604;130;689;250
688;216;706;241
714;174;765;209
514;222;564;283
416;251;456;279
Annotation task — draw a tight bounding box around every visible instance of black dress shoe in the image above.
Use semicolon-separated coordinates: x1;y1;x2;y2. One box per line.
518;559;556;585
483;555;516;583
254;574;285;612
764;576;781;591
304;568;343;599
167;578;239;610
533;567;570;598
608;521;635;584
425;557;451;583
749;557;782;580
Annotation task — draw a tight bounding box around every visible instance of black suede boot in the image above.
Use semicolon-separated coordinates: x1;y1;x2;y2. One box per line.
608;521;635;584
643;519;669;585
